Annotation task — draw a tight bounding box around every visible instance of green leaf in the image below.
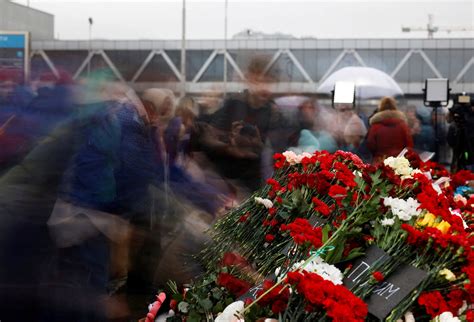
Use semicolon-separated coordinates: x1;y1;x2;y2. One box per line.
322;225;330;243
291;189;303;206
278;211;290;220
211;287;223;300
199;298;214;311
187;312;202;322
213;301;224;314
345;247;365;261
172;293;183;302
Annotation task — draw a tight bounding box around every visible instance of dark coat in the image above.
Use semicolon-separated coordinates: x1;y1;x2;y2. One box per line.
199;91;282;190
367;110;413;163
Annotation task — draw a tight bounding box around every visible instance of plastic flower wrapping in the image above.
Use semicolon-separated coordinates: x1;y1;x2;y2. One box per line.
144;150;474;322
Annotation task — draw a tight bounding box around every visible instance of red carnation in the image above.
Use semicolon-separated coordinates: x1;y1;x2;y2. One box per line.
170;299;177;310
418;291;449;318
221;252;248;268
466;310;474;322
281;218;323;249
217;273;251;297
239;212;250;222
312;197;332;217
271;299;287;314
372;271;384;282
329;185;348;200
265;234;275;242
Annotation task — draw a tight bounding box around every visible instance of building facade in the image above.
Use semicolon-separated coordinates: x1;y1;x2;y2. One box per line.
0;0;54;40
30;38;474;95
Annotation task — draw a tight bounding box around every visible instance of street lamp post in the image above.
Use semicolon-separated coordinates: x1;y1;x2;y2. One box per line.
88;17;93;76
180;0;186;97
223;0;228;95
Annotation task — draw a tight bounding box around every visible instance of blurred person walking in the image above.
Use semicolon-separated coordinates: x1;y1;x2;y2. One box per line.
194;55;284;192
289;98;337;153
329;104;367;153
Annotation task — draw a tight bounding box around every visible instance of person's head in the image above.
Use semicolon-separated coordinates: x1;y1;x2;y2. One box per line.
176;96;198;127
141;88;176;125
378;97;397;112
297;98;318;129
245;55;275;107
406;110;421;135
334;104;355;119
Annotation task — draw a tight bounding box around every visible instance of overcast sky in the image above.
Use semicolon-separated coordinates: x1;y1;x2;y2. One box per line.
12;0;474;40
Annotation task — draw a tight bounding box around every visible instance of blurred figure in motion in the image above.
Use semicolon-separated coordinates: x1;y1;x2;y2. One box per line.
45;79;155;321
0;70;75;173
0;72;79;321
0;69;34;172
134;89;226;291
193;55;284;193
367;97;413;164
431;106;450;165
413;109;435;153
196;88;224;123
0;68;34;110
329;103;367;152
26;71;75;136
289;98;337;153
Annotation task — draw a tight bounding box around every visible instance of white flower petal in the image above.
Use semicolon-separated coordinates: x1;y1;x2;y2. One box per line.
215;301;245;322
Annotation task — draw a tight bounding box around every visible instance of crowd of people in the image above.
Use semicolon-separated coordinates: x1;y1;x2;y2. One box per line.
0;56;462;321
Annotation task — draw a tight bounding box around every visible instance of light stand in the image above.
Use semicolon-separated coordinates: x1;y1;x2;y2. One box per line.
423;78;450;162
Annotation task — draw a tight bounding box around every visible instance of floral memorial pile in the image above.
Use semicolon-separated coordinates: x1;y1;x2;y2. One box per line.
144;150;474;321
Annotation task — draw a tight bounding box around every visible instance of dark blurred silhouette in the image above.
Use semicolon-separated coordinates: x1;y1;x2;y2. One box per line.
193;56;284;192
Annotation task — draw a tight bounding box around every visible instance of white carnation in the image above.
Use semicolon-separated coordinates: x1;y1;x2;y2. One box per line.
433;311;461;322
292;256;343;285
283;151;312;165
404;311;415;322
384;156;417;179
396;311;415;322
380;217;395;226
458;301;467;315
215;301;245;322
283;151;299;165
255;197;273;209
383;197;421;221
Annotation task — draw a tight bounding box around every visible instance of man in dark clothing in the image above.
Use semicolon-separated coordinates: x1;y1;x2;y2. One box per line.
195;56;284;191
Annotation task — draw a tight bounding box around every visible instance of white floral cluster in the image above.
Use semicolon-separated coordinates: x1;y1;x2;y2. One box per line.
383;156;420;179
397;311;462;322
282;151;313;165
255;197;273;209
383;197;421;222
396;311;415;322
292;256;344;285
215;301;245;322
432;312;461;322
380;217;395;226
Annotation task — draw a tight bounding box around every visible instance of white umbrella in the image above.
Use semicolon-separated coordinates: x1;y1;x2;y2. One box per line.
274;95;310;109
317;67;404;99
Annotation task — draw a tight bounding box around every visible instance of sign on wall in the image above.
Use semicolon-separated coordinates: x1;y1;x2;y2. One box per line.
0;31;30;83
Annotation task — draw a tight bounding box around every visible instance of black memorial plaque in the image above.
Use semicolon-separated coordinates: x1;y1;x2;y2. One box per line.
366;264;428;320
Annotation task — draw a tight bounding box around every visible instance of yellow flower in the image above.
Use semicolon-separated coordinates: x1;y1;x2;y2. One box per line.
417;213;436;227
439;268;456;281
434;221;451;234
